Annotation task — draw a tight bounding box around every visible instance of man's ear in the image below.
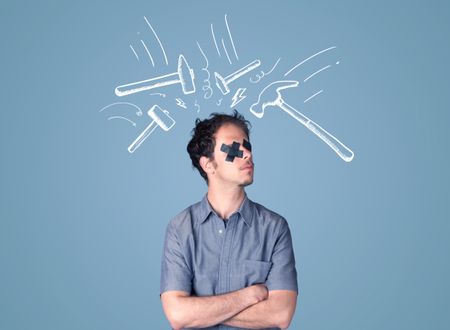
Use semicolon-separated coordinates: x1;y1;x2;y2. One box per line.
199;156;215;175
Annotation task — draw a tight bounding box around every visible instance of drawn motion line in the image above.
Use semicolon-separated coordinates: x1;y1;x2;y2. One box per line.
304;65;331;82
140;40;155;66
108;116;137;127
99;102;143;116
250;58;281;83
150;92;166;98
284;46;336;76
211;24;221;57
130;45;139;61
224;14;239;61
143;16;168;65
221;38;232;64
304;90;323;103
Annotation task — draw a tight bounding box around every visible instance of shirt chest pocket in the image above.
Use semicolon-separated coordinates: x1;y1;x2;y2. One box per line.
241;259;273;287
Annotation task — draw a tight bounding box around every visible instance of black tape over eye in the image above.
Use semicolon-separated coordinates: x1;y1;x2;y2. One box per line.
243;139;252;152
220;141;244;162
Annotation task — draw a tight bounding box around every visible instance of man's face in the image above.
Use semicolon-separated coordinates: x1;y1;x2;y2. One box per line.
209;123;254;187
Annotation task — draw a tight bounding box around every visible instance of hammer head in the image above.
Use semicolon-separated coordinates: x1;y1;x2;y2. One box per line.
214;72;229;95
178;54;196;95
250;80;299;118
148;105;175;131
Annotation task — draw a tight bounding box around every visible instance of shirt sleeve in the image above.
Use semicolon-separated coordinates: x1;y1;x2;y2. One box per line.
265;218;298;293
160;220;193;295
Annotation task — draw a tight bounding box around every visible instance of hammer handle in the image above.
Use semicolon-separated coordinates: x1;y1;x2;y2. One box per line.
280;101;354;162
116;72;179;97
128;120;158;153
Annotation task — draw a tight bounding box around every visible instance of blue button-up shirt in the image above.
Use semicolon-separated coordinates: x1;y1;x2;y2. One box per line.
160;194;298;329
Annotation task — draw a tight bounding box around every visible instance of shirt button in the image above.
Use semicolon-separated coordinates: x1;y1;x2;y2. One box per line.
218;229;223;234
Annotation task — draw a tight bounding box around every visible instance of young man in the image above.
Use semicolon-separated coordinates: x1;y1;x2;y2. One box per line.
160;111;298;330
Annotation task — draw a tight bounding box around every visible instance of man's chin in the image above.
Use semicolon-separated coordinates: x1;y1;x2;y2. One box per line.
239;178;254;187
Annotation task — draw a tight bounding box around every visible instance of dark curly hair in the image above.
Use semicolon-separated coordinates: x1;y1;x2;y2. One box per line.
187;110;251;183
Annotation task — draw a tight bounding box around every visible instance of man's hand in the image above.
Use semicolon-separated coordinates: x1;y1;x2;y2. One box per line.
222;290;297;329
161;284;269;330
249;284;269;303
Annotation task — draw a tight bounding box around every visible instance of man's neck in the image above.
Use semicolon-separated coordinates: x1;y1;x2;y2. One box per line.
207;185;246;220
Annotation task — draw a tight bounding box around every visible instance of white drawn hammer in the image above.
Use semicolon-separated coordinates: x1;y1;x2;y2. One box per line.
250;80;354;162
128;105;175;153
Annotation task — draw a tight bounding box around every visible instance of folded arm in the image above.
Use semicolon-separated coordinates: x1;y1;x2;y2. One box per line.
161;284;268;330
222;290;297;329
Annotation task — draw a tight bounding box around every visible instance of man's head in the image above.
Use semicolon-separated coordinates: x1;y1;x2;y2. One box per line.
187;110;253;186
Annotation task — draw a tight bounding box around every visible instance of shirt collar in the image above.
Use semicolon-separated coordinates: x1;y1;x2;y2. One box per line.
198;193;253;227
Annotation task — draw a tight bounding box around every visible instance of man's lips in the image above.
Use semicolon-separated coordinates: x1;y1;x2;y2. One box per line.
240;163;254;170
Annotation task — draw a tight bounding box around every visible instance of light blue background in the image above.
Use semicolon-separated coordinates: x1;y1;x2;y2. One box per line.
1;1;449;329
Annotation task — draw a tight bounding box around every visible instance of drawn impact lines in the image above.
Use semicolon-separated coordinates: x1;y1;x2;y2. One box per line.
143;16;169;65
304;89;323;103
284;46;336;76
130;45;139;61
211;24;221;57
140;40;155;66
99;102;143;117
304;65;331;82
108;116;137;127
222;38;232;64
224;14;239;61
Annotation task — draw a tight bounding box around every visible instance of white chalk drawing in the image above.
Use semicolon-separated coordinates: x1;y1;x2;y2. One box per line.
210;15;238;61
143;16;169;65
175;98;187;109
196;41;213;99
150;92;166;98
140;39;155;66
115;54;195;96
230;88;247;108
284;46;337;77
264;58;281;76
250;58;281;83
304;89;323;103
224;14;239;61
211;24;221;57
249;73;262;84
103;15;354;162
107;116;137;127
250;80;354;162
214;60;261;95
99;102;143;116
221;38;232;64
194;99;200;113
130;44;139;61
304;64;331;83
128;105;175;153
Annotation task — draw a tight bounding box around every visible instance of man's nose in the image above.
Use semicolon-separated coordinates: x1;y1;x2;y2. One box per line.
242;147;252;159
